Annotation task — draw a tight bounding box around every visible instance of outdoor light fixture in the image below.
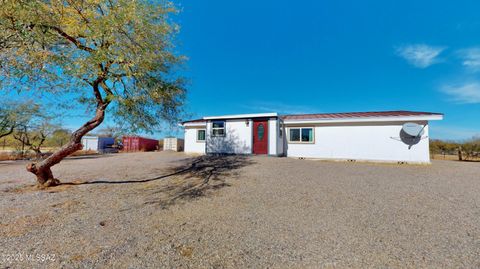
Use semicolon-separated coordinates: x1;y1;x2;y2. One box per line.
245;119;249;126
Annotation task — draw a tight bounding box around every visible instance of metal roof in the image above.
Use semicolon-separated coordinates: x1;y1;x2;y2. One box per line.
203;113;277;120
282;110;443;121
181;110;443;125
181;113;277;124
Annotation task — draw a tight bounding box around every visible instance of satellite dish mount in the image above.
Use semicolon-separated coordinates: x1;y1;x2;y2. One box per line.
402;122;425;138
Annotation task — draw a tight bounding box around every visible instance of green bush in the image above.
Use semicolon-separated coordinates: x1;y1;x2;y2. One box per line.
431;137;480;161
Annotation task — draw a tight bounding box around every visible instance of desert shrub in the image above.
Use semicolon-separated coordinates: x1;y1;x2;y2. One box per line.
461;139;480;160
430;138;480;161
430;139;459;155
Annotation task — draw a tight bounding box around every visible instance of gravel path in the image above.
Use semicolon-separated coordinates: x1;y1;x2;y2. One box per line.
0;152;479;268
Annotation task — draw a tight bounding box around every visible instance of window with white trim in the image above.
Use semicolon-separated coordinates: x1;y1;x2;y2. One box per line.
197;129;206;142
211;121;225;137
288;127;314;143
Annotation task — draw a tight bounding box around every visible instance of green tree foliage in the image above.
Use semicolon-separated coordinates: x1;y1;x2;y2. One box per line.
430;138;480;161
0;101;42;138
95;125;122;141
429;139;460;155
14;119;58;158
0;0;186;186
46;128;71;148
461;137;480;160
0;104;16;139
2;101;55;157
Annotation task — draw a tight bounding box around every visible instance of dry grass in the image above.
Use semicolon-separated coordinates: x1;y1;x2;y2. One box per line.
431;154;459;161
70;150;98;156
0;214;52;238
3;180;83;194
177;245;194;258
0;152;23;161
0;149;99;161
431;154;480;162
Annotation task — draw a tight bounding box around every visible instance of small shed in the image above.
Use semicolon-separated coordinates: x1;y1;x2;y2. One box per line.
81;136;116;153
122;136;158;152
163;137;184;152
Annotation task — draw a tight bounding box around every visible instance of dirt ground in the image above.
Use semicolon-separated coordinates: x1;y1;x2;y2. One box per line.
0;152;479;268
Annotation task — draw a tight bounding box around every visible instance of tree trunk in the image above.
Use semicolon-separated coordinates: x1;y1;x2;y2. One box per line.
26;105;107;188
32;148;43;161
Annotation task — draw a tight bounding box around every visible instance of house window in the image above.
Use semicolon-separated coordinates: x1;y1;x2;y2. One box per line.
197;129;206;142
279;122;283;138
258;123;265;140
212;121;225;137
288;127;314;143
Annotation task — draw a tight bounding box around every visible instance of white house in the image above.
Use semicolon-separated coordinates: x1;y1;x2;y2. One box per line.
181;111;443;164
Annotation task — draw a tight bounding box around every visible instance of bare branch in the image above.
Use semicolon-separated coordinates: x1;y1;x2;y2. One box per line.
48;25;94;52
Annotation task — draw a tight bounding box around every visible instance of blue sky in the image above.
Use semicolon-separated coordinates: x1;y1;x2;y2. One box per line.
9;0;478;140
174;0;480;140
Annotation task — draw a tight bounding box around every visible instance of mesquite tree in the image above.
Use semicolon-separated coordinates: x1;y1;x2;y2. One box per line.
0;101;39;139
0;0;186;187
0;105;15;139
14;119;57;159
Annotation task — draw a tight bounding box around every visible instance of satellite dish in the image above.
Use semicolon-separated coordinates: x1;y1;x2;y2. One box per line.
402;122;425;137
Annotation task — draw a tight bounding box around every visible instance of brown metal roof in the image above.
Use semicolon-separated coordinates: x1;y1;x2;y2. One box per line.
282;110;443;120
181;111;442;124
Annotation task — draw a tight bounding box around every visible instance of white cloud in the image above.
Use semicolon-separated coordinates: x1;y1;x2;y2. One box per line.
395;44;446;68
457;47;480;71
441;82;480;104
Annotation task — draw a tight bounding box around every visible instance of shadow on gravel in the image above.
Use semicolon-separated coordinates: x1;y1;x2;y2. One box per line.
140;155;255;208
65;154;115;161
0;160;30;167
61;155;254;186
6;155;254;202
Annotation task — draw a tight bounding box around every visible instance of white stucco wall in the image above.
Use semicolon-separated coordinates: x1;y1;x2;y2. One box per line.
268;118;277;155
184;127;206;154
206;119;252;154
285;121;431;163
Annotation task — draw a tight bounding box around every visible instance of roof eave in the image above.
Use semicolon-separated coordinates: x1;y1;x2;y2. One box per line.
180;121;207;127
203;112;278;120
283;114;444;124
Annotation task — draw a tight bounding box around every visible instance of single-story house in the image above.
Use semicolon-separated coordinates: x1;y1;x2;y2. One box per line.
180;111;443;164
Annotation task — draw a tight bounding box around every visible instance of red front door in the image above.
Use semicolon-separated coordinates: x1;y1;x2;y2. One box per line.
253;120;268;154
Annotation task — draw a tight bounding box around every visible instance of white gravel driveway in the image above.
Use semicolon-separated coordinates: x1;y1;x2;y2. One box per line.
0;152;479;268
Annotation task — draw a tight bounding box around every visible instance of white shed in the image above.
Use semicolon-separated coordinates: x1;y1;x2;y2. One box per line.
180;111;443;164
81;136;116;153
163;137;184;151
81;136;99;151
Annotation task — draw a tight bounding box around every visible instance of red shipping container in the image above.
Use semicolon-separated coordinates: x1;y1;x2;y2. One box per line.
122;136;158;152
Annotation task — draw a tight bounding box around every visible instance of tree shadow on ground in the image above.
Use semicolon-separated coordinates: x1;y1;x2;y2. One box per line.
0;161;30;167
62;155;253;185
65;154;115;161
140;155;255;208
60;155;255;208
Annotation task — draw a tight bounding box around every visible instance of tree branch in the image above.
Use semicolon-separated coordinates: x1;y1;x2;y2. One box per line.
24;22;95;53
